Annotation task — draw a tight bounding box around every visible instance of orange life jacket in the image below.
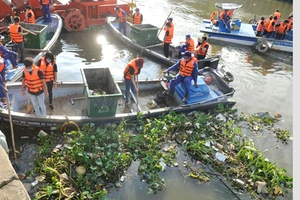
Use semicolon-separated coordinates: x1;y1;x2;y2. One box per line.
220;10;228;21
264;18;272;30
228;10;234;18
164;26;173;43
117;9;126;23
133;13;142;24
276;22;287;34
179;58;195;77
0;57;4;73
185;38;195;52
124;59;139;80
39;57;55;82
25;9;35;24
196;41;209;56
42;0;50;5
24;66;44;93
267;20;276;32
10;24;23;43
192;54;198;63
210;11;218;24
273;11;281;21
256;20;265;32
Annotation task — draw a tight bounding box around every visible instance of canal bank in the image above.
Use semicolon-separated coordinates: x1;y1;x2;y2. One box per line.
0;146;30;200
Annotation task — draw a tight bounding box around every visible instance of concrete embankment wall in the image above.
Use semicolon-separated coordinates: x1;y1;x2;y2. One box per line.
0;146;30;200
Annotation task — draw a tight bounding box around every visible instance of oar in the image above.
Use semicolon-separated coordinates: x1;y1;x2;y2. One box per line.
0;82;17;159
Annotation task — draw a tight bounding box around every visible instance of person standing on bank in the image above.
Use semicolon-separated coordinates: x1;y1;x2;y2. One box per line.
22;57;48;117
40;0;52;24
163;51;198;103
132;8;143;24
114;6;127;35
9;16;31;63
24;5;35;24
37;52;57;111
163;22;173;58
123;57;144;107
194;36;210;60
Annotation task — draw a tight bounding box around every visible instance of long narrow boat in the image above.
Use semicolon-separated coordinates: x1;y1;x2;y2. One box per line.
200;3;293;54
0;67;236;128
5;13;63;83
106;17;221;69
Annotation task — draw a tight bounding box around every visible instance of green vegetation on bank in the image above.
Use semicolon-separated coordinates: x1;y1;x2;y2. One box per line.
31;109;292;199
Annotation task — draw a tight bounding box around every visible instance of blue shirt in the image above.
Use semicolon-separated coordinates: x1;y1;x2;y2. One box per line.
167;59;198;83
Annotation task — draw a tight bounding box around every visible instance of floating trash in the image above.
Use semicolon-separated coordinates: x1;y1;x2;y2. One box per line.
215;152;227;162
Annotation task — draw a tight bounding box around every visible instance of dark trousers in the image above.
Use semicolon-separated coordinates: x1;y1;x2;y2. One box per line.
266;31;274;38
256;31;262;37
46;80;53;104
42;5;52;23
17;42;25;63
275;33;284;40
197;54;206;60
262;30;268;36
119;22;126;35
164;43;170;58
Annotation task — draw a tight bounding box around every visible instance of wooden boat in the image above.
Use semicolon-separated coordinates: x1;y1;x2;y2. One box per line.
106;17;221;69
0;67;236;128
5;13;63;83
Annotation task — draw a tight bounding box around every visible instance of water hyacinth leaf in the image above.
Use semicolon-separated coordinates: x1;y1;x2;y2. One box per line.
95;158;102;166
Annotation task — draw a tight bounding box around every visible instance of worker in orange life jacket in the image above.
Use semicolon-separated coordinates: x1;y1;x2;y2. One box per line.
286;15;293;32
114;6;127;35
275;20;288;40
163;22;173;58
167;18;174;36
132;8;143;24
25;5;35;24
220;9;231;31
21;57;48;117
163;51;198;103
179;34;195;58
9;16;31;63
256;16;265;37
273;9;281;21
123;58;144;107
266;15;278;38
40;0;52;23
262;15;273;36
37;52;57;111
194;37;210;60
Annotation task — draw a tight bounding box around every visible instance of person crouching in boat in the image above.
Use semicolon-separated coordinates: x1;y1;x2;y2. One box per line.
37;52;57;111
123;58;144;107
163;22;173;58
24;5;35;24
22;57;48;117
256;17;265;37
210;11;219;26
194;36;210;60
0;34;18;69
132;8;143;24
266;15;278;38
113;6;127;36
262;15;273;37
0;56;8;105
178;34;195;58
163;51;198;103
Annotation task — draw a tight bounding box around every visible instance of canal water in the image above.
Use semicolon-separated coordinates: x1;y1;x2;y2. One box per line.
1;0;293;199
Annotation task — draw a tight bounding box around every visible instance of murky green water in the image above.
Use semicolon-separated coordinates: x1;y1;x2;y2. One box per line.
1;0;293;199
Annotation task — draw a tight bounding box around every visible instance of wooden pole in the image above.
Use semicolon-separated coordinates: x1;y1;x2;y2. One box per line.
156;11;172;37
1;83;17;159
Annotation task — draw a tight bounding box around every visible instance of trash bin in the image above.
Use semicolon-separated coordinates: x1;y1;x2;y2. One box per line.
80;67;122;117
130;24;160;47
20;22;47;49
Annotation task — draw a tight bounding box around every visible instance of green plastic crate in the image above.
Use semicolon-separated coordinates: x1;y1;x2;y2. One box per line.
20;22;47;49
130;24;160;47
80;67;122;117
